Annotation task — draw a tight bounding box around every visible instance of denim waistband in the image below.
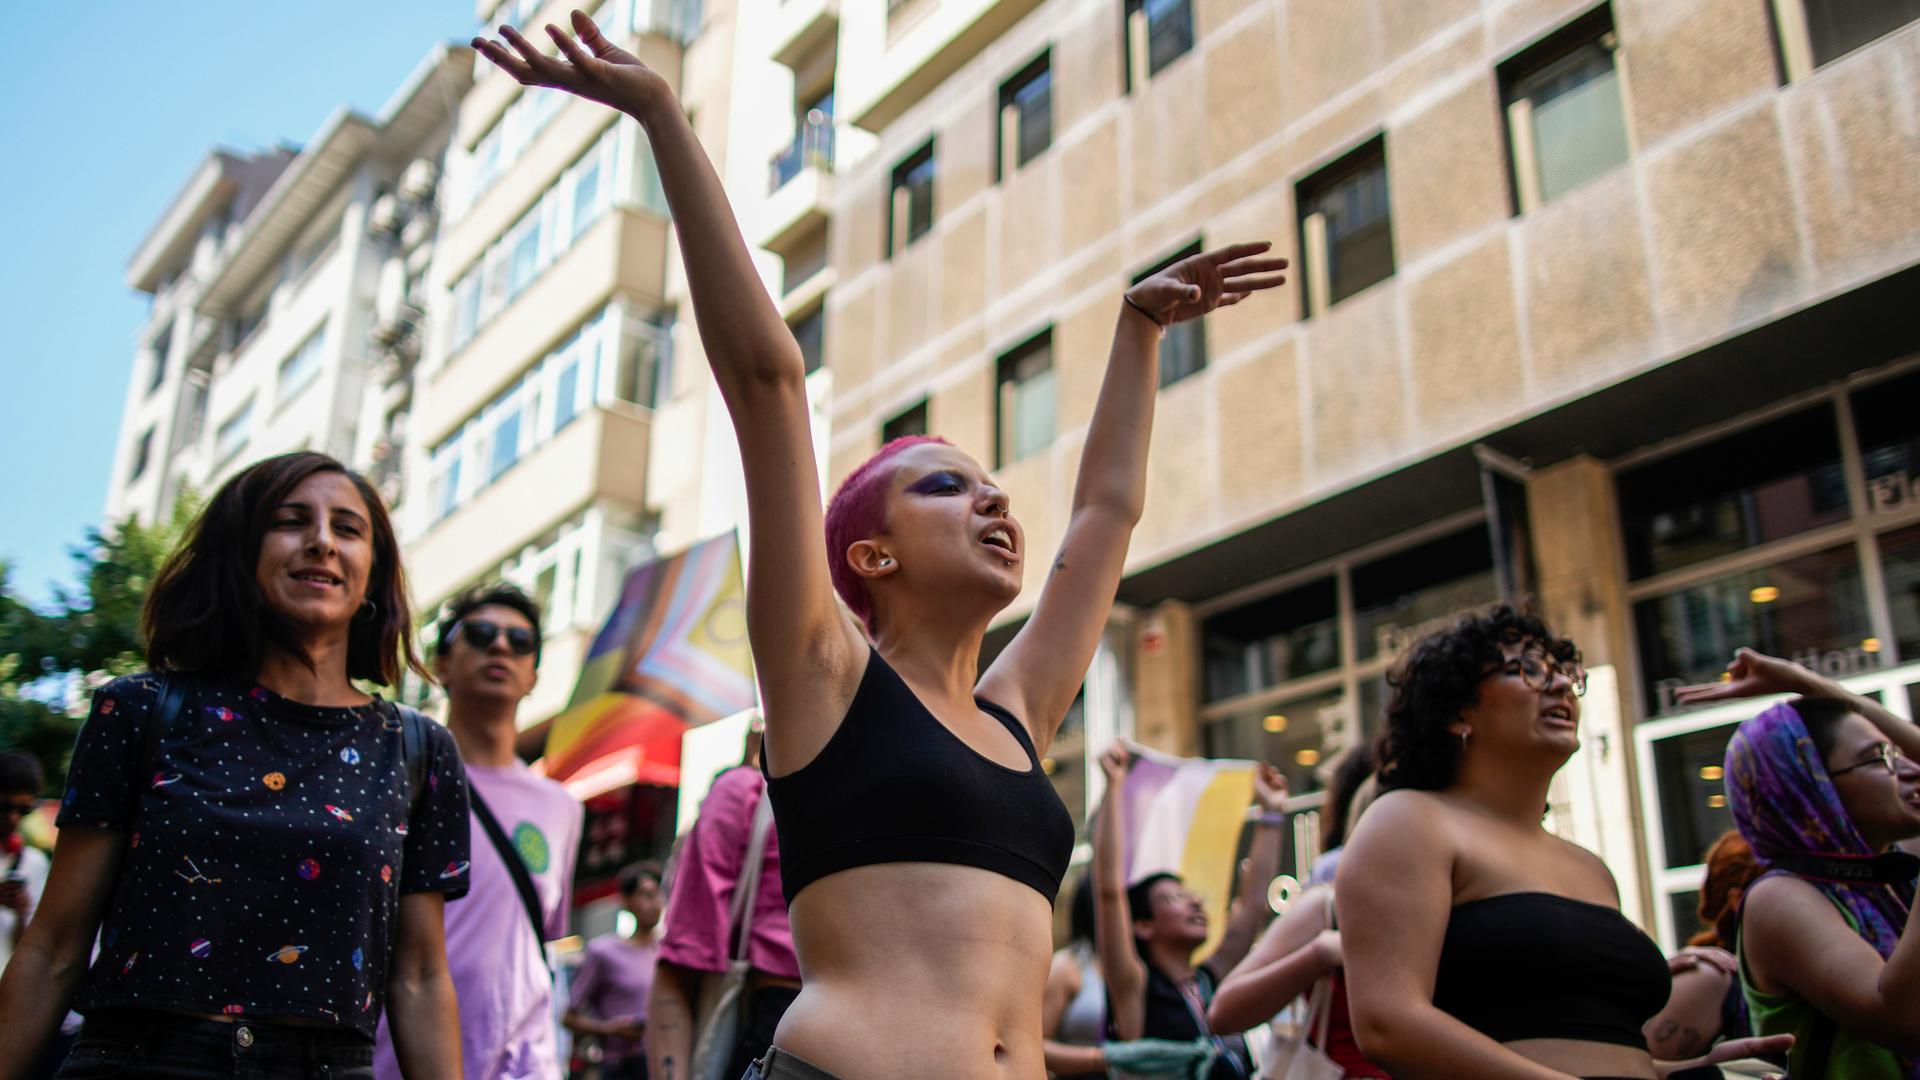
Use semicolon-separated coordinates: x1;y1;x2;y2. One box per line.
78;1010;373;1063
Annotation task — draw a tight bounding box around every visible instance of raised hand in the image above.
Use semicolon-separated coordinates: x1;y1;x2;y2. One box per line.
1099;742;1132;785
1673;647;1821;707
1251;761;1289;813
1126;242;1289;328
472;10;671;117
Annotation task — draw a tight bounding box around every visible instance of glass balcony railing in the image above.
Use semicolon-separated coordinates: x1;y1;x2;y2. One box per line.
769;113;836;194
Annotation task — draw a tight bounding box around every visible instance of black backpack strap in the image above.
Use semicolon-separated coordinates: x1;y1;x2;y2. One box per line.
469;785;555;982
139;674;188;776
394;703;428;818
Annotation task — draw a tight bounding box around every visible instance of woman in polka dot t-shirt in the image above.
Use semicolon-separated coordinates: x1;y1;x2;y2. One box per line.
0;453;471;1080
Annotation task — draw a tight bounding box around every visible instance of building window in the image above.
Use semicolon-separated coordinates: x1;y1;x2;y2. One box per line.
1500;7;1631;212
790;306;825;375
995;330;1056;467
1124;0;1195;90
772;90;835;194
1776;0;1920;75
1133;240;1206;387
887;141;936;258
129;428;154;483
449;123;639;352
1203;576;1341;702
146;322;173;395
215;397;254;463
277;322;328;404
1350;527;1499;661
1296;137;1395;315
428;304;669;524
1857;368;1920;517
997;52;1052;181
883;400;929;443
1616;404;1848;582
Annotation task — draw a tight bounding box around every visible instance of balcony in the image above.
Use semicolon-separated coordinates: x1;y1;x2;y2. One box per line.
419;205;671;450
757;116;836;257
769;0;839;70
409;404;652;605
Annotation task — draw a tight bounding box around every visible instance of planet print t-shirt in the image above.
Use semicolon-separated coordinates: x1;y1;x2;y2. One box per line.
57;671;472;1038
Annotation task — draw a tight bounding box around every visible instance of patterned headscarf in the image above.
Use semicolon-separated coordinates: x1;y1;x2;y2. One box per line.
1724;702;1916;1029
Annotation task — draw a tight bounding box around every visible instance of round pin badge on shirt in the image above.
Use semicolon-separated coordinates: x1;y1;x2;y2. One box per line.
296;858;321;881
340;747;361;765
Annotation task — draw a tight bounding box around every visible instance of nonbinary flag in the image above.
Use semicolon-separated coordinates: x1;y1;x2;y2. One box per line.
1119;742;1257;957
544;532;756;795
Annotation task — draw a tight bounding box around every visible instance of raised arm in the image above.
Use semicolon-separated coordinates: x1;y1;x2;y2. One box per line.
1094;744;1150;1040
1209;886;1341;1036
1678;648;1920;763
473;14;864;764
978;245;1287;747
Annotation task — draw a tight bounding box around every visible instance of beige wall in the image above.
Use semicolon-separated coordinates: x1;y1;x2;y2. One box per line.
819;0;1920;624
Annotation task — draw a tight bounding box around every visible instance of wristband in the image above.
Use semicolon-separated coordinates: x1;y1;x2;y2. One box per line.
1123;293;1167;332
1246;809;1287;828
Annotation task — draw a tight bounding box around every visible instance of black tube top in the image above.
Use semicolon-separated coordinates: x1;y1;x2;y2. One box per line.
762;649;1075;903
1432;892;1669;1048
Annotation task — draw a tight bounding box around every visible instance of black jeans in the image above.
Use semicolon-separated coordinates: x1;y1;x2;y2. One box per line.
56;1011;374;1080
722;986;799;1080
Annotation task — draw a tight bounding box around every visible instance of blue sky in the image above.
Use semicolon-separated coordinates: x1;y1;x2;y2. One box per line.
0;2;478;605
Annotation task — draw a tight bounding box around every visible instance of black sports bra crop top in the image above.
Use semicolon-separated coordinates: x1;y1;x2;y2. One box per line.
761;649;1075;903
1432;892;1670;1048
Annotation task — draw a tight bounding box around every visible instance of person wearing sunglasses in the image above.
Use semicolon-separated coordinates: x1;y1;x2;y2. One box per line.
1337;607;1789;1079
1678;648;1920;1078
374;583;583;1080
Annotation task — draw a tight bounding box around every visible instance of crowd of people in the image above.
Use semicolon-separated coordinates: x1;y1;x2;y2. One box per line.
3;9;1920;1080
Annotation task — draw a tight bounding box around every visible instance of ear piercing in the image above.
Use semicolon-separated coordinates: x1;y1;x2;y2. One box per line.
880;558;895;568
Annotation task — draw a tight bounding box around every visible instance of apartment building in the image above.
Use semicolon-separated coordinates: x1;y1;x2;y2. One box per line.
112;46;474;527
786;0;1920;943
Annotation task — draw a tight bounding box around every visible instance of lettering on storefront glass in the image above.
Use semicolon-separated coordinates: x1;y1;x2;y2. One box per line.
1868;472;1919;514
1376;612;1467;658
1654;645;1884;715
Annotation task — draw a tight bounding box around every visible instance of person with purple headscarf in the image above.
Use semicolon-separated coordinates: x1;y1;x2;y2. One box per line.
1680;647;1920;1078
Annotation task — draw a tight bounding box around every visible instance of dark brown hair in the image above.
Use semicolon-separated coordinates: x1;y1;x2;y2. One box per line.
1374;604;1580;792
143;452;425;686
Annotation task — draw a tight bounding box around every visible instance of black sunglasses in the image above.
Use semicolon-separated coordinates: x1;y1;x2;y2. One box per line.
454;619;537;657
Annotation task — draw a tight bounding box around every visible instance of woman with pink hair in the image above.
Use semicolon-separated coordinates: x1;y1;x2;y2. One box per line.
473;12;1288;1078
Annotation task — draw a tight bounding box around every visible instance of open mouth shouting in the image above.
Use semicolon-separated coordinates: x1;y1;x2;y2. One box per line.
981;523;1020;561
1541;703;1577;730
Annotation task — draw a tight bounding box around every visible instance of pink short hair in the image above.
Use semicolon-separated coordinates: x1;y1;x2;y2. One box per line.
824;436;951;633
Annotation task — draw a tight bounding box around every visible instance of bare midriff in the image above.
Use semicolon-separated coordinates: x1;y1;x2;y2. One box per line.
1502;1038;1657;1079
774;862;1056;1080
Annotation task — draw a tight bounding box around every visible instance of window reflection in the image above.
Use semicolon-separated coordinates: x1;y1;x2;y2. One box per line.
1202;578;1339;702
1617;405;1847;580
1634;545;1873;716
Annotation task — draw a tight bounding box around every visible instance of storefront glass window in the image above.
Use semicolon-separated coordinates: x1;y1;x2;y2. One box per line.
1879;523;1920;659
1352;527;1498;661
1202;691;1348;798
1617;405;1848;580
1855;369;1920;519
1202;578;1339;701
1651;722;1737;870
1633;545;1873;717
1669;889;1705;945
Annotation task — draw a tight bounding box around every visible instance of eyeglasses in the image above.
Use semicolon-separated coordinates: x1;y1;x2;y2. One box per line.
1496;653;1588;697
455;619;537;657
1831;741;1905;779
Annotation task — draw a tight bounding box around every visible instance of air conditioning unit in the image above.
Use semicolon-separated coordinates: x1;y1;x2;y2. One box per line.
367;193;403;237
400;159;440;202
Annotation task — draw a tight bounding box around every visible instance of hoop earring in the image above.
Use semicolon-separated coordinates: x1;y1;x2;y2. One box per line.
356;599;378;623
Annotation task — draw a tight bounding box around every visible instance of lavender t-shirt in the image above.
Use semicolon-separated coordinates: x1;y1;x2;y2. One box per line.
375;761;582;1080
568;933;659;1060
